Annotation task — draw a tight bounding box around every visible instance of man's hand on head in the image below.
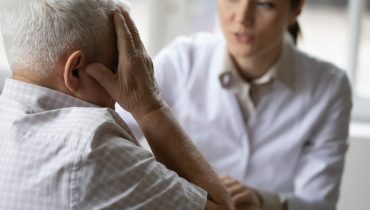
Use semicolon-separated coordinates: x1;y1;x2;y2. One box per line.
86;6;162;120
86;7;235;210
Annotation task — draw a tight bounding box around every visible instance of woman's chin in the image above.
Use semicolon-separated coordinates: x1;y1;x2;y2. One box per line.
230;47;255;59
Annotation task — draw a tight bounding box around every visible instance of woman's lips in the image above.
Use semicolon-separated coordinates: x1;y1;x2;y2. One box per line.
234;32;254;43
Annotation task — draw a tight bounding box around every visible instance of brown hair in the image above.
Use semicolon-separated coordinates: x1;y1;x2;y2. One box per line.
288;0;302;45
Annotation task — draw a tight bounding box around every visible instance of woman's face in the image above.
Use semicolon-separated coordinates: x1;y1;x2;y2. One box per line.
218;0;300;60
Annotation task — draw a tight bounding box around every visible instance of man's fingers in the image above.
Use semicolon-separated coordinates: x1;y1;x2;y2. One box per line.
119;7;145;52
228;184;246;197
113;7;135;57
86;63;116;96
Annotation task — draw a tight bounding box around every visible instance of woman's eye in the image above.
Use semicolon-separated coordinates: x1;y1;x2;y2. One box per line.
255;1;275;9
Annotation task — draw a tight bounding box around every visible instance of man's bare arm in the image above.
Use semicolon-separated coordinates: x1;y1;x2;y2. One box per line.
86;7;233;210
136;105;232;210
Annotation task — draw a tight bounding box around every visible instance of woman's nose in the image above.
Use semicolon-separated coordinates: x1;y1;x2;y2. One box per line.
235;2;254;26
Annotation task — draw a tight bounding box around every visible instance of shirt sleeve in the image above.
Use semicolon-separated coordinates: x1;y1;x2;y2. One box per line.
257;190;285;210
286;71;352;210
74;123;208;210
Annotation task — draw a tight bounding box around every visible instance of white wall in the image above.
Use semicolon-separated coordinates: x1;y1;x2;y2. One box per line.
338;135;370;210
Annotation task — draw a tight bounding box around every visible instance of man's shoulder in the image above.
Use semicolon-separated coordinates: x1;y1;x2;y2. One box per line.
8;106;135;150
55;107;134;142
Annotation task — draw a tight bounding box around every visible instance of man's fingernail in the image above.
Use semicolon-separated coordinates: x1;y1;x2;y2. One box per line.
116;6;122;13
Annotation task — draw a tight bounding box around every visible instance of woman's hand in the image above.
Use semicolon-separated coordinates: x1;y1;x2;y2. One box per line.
86;7;162;120
221;176;262;210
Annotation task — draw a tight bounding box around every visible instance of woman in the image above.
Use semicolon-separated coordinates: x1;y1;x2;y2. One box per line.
118;0;352;209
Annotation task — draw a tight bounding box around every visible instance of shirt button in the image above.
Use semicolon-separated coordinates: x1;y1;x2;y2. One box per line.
220;73;232;88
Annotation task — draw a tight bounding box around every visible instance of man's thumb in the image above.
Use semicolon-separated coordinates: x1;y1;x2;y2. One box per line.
86;63;116;94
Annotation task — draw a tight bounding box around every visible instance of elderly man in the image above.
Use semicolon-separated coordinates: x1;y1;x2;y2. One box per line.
0;0;234;209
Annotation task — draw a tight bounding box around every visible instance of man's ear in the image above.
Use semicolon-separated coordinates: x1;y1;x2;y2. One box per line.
64;51;85;94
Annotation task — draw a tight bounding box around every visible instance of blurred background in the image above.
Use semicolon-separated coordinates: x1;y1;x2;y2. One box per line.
0;0;369;209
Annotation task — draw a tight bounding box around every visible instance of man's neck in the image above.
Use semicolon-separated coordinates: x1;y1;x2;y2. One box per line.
12;70;69;96
12;73;41;85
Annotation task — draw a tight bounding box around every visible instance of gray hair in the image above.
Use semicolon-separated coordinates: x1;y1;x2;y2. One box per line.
0;0;130;76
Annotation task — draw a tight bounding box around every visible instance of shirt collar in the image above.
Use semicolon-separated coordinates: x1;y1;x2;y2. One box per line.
275;35;295;90
218;53;277;91
219;36;295;90
1;79;98;112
